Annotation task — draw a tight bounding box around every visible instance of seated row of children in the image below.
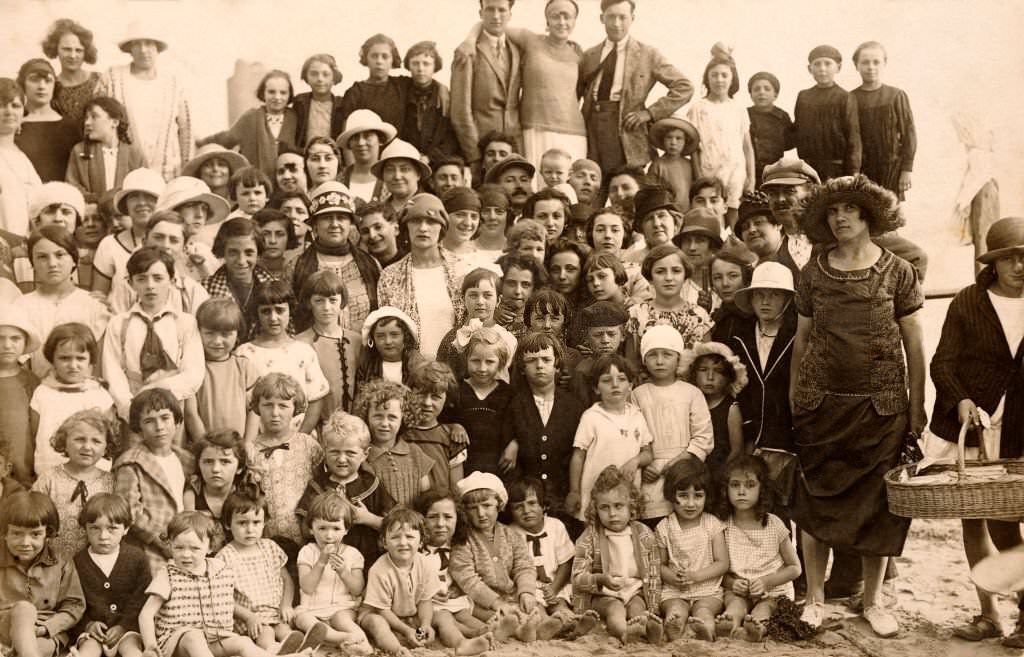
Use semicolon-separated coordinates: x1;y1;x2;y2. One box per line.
2;443;799;657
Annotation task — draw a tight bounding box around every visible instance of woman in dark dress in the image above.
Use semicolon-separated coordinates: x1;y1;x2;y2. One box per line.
397;41;459;166
14;59;77;182
42;18;104;139
789;175;926;637
339;33;406;132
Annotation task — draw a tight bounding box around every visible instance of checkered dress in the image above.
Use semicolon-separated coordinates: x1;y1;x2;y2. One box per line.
724;513;794;599
217;539;286;626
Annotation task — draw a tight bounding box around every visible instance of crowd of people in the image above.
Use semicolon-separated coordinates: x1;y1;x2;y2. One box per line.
1;1;1023;656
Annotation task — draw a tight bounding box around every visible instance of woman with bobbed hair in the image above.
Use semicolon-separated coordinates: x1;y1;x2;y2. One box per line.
397;41;459;164
340;33;406;132
15;59;79;183
292;53;345;147
41;18;104;135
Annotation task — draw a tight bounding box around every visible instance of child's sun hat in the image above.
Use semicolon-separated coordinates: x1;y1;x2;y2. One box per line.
732;262;795;315
678;342;749;397
0;304;42;353
29;182;85;222
649;107;700;155
362;306;419;348
640;324;685;360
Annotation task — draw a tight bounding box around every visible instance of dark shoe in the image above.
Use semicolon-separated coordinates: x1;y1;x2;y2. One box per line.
953;615;1003;641
1003;632;1024;649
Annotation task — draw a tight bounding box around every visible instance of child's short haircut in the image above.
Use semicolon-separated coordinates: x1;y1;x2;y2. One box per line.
352;379;412;426
43;321;99;365
522;187;571;221
129;388;183;434
307;491;355;528
413;489;466;545
689;176;726;203
300;53;343;85
229;166;272;201
589;352;637;388
641;243;693;282
403;40;443;73
505;218;547;252
381;506;425;539
299;269;349;310
269;190;310;215
51;408;119;459
189;428;246;469
584;208;631;250
852;41;887;65
166;511;216;542
355;201;391;222
719;454;773;525
256;69;293;103
250;372;308;416
307;489;356;528
524;288;571;328
460;267;501;296
460;326;511;370
321;410;371;449
500;252;548;288
747;71;780;95
584;251;628;287
212;216;264;258
515;330;565;372
126;245;175;279
586;465;639;525
662;458;712;502
28;225;79;266
253;207;300;250
1;491;60;537
540;148;571;164
195;297;247;336
508;475;547;507
409;360;459;399
145;209;185;236
251;279;295;313
601;0;634;11
78;492;132;529
221;491;270;531
359;34;402;69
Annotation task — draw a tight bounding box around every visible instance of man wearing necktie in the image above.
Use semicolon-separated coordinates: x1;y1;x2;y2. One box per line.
451;0;523;171
578;0;693;201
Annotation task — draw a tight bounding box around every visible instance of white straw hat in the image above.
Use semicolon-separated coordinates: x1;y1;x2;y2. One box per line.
113;168;166;215
733;262;795;314
336;109;397;149
156;177;230;225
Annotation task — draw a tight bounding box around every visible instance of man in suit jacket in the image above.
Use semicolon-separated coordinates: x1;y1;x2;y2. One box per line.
577;0;693;184
450;0;522;167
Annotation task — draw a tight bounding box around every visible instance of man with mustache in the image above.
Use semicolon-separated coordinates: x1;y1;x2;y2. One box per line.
484;153;534;219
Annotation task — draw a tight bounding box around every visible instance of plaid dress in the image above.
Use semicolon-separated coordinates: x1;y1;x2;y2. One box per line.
217;539;287;627
149;559;236;654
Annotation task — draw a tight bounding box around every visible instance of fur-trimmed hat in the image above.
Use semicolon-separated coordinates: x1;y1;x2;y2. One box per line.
799;174;905;245
679;342;748;397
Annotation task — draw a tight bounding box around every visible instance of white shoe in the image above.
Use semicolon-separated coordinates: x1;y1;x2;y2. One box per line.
800;601;824;628
863;605;899;638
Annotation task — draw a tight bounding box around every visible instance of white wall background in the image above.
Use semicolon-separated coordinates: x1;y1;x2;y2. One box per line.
6;0;1024;292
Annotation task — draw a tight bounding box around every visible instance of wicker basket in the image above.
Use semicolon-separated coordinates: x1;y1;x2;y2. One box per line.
885;420;1024;520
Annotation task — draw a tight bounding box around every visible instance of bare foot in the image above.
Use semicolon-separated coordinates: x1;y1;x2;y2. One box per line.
743;615;767;642
665;613;686;642
645;613;664;644
716;613;735;638
456;633;493;656
729;624;747;640
492;614;518;642
625;614;648;643
573;610;600;639
516;617;538;644
690;616;714;642
537;614;564;641
344;640;374;655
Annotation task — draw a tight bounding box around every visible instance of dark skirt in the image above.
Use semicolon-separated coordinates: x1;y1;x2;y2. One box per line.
791;395;910;556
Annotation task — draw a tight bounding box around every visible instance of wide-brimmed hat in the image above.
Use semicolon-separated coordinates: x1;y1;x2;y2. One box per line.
118;21;168;53
484;154;535;185
336;109;397;149
0;304;41;353
361;306;419;347
679;341;748;397
673;207;723;248
114;168;166;215
760;157;821;189
455;471;508;507
799;174;904;245
634;186;680;226
29;182;85;221
182;144;250;180
307;181;357;223
156;177;230;225
649;109;700;155
370;139;431;181
400;193;448;230
733;262;795;314
977;217;1024;264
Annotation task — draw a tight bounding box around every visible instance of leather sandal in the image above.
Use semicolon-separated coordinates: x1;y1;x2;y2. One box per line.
953;615;1002;641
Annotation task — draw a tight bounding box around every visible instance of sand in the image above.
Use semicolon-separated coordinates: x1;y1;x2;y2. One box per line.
316;519;1019;657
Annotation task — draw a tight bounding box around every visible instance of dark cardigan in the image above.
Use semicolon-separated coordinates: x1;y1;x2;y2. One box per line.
292;92;346;147
930;283;1024;456
73;543;151;632
728;308;798;452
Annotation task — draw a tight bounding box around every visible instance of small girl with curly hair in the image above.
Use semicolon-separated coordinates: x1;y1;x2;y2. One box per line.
716;454;800;641
405;360;468;494
31;409;117;562
352;378;433;506
571;465;662;645
183;429;252;555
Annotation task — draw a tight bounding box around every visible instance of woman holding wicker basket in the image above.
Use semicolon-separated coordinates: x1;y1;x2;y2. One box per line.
929;216;1024;647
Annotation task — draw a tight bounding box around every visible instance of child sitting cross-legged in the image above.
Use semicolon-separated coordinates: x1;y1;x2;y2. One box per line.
448;472;539;644
358;507;441;657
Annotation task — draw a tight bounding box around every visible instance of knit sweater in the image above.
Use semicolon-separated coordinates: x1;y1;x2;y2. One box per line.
201;106;298;179
449;523;537;610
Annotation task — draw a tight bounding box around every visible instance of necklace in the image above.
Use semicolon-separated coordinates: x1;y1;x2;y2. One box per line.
757;323;779;339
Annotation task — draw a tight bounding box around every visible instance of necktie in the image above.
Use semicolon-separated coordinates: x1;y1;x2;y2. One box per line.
597;44;618;101
260;442;290;458
525;532;547;556
434;546;450;570
495;37;505;68
136;312;175;381
70;480;89;505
